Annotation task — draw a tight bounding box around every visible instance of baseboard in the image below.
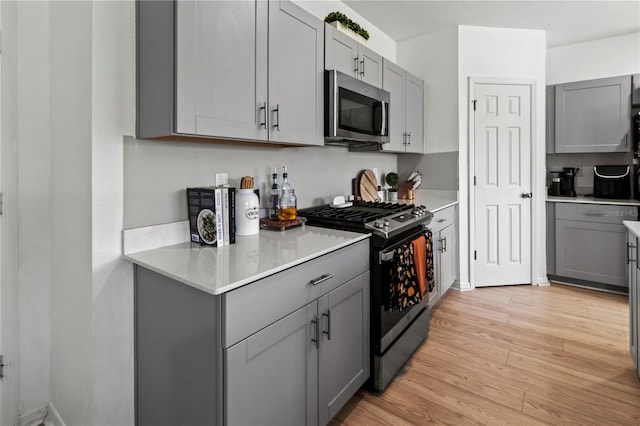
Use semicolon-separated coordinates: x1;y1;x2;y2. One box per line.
19;404;48;426
457;280;473;291
537;276;550;286
44;402;65;426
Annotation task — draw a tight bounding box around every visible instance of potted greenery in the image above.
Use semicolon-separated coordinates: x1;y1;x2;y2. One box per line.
324;11;370;42
385;172;399;202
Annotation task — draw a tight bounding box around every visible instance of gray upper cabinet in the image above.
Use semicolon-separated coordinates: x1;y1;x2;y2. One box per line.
632;74;640;106
381;59;424;154
555;75;632;153
546;85;555;154
324;23;383;88
139;0;323;146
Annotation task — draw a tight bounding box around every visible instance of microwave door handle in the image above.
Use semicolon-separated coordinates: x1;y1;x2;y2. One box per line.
380;101;387;136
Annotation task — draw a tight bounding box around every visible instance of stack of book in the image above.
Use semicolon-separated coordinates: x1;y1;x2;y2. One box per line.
186;187;236;246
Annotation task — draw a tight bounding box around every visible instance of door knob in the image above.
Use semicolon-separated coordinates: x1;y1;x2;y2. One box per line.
521;192;533;198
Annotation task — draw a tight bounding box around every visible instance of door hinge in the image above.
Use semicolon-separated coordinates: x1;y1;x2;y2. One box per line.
0;354;5;379
472;99;477;111
474;250;477;260
474;176;477;186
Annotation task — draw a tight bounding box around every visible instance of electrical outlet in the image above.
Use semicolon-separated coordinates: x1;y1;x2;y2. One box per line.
215;173;228;187
576;167;583;177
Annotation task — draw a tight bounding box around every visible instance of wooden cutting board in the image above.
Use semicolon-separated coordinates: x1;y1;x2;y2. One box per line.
359;169;379;202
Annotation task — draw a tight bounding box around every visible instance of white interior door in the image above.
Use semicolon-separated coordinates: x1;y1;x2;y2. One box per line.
474;83;532;287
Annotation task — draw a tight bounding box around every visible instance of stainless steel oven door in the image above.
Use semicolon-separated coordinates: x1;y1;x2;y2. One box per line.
375;230;429;354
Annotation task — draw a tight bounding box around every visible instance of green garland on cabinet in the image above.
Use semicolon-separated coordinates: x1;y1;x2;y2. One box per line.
324;12;370;40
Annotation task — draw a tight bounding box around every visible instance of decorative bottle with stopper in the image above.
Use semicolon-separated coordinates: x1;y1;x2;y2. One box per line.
279;166;297;221
269;166;280;220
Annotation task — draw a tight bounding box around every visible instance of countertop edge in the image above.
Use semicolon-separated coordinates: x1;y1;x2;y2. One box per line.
124;232;371;296
624;221;640;239
430;201;458;213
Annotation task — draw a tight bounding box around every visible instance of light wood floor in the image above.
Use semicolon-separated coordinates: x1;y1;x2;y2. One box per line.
330;284;640;425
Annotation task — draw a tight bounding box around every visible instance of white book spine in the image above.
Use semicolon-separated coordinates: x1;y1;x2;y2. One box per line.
214;188;225;246
222;188;230;245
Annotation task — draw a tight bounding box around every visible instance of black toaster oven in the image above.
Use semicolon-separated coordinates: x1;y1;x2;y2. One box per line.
593;165;631;199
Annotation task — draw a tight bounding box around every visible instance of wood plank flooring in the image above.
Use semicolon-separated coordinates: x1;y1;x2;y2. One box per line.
330;284;640;425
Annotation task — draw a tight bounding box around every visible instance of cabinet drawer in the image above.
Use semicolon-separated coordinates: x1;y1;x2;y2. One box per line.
555;203;638;225
223;239;369;347
430;205;456;233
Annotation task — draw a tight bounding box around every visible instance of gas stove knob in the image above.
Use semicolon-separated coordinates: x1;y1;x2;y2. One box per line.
374;221;384;229
383;219;390;227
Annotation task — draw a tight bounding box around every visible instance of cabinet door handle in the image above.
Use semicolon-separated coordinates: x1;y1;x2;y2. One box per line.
354;56;359;74
322;310;331;340
402;132;406;146
628;243;636;265
407;132;411;146
584;212;603;217
437;218;446;223
443;236;447;253
311;315;319;348
272;104;280;130
360;59;365;76
438;237;445;253
259;102;267;129
309;273;334;286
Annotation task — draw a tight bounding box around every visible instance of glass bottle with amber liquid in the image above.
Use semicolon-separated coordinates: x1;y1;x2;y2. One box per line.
279;166;297;221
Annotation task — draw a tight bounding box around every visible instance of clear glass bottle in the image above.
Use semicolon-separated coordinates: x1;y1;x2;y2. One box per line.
279;166;297;220
269;166;280;220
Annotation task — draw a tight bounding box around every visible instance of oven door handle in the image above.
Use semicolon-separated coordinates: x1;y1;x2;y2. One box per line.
380;250;395;263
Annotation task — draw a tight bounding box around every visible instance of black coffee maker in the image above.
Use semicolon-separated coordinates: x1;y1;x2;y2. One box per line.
548;167;578;197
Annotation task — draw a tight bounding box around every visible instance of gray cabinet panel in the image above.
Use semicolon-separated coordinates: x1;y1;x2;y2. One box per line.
268;0;324;146
135;267;222;426
555;75;631;153
429;206;458;304
382;60;406;152
439;222;456;294
546;85;555;154
632;74;640;106
628;233;638;373
175;0;268;140
318;273;370;425
225;302;318;426
324;24;382;88
556;219;628;287
405;71;424;154
547;202;556;274
555;203;636;225
381;59;424;154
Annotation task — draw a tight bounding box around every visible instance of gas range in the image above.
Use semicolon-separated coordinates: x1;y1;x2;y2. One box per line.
298;200;433;239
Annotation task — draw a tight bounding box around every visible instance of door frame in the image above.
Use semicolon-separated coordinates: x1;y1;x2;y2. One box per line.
468;77;539;288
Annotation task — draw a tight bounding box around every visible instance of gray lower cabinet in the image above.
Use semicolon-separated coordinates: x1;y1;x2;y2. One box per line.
554;75;631;153
554;203;635;287
546;202;556;274
428;205;457;305
627;232;639;375
225;272;370;426
135;239;370;426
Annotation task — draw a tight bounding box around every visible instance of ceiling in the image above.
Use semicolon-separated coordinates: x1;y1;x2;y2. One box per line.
342;0;640;48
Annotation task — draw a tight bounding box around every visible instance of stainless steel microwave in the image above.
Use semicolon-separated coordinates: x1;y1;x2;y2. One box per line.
324;70;390;148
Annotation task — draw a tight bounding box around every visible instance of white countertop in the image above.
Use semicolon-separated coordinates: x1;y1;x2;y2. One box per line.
400;189;458;212
624;221;640;238
547;195;640;206
124;225;369;296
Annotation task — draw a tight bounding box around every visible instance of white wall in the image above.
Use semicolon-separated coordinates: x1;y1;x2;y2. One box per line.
49;1;94;424
396;27;459;154
91;1;135;425
16;1;51;420
293;0;396;61
547;32;640;85
457;25;547;289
